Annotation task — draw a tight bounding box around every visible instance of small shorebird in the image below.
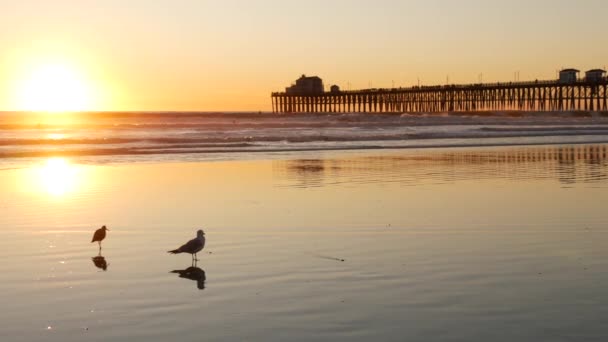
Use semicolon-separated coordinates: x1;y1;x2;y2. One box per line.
168;229;206;262
91;225;109;249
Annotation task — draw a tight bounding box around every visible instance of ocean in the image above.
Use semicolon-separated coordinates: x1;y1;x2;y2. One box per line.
2;111;608;165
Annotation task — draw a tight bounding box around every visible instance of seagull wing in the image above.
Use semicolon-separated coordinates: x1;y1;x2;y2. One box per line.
178;238;203;254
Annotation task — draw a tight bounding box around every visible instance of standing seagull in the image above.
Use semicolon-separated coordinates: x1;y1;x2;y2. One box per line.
91;225;109;250
168;229;206;262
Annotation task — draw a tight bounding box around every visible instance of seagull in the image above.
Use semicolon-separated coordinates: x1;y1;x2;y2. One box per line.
167;229;206;262
91;225;109;250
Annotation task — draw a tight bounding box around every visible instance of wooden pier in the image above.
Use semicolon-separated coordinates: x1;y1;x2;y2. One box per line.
271;78;608;114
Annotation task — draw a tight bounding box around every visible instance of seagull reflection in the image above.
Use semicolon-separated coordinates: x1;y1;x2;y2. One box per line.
91;254;108;271
171;266;206;290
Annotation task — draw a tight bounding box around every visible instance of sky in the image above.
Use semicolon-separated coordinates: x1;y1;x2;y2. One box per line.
0;0;606;111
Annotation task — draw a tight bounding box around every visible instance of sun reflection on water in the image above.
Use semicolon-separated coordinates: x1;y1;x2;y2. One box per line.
37;158;79;196
46;133;66;140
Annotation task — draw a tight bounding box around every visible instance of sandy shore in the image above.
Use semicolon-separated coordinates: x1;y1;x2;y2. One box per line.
1;145;607;341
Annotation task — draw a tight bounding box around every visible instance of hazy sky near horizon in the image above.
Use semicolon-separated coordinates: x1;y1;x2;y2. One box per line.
0;0;606;111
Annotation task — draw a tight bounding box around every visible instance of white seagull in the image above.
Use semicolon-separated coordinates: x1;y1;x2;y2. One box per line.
168;229;206;262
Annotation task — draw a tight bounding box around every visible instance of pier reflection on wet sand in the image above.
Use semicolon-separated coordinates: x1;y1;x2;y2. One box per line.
274;144;608;188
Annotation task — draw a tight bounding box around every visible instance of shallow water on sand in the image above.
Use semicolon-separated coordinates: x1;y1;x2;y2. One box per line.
1;145;608;341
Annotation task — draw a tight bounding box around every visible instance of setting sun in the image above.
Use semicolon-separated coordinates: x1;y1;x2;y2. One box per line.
13;62;95;112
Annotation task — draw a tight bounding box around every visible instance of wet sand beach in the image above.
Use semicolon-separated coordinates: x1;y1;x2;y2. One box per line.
1;145;607;341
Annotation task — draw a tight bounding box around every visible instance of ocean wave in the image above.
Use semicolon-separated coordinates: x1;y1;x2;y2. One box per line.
479;126;608;132
2;111;608;161
2;137;608;160
3;128;608;147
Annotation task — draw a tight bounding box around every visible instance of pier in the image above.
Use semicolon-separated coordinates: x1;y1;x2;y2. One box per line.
271;74;608;114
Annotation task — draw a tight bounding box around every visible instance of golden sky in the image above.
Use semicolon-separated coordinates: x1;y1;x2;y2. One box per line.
0;0;606;111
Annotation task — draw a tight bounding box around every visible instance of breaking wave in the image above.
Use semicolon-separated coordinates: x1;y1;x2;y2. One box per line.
1;111;608;162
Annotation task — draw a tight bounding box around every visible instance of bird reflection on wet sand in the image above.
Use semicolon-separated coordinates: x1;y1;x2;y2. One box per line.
91;254;108;271
171;266;206;290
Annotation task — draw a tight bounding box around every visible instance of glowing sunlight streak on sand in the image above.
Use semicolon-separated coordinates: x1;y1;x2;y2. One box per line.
36;158;80;197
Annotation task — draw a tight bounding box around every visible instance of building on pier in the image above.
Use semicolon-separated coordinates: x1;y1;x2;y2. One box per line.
559;68;579;83
586;69;606;82
330;85;341;93
286;75;324;95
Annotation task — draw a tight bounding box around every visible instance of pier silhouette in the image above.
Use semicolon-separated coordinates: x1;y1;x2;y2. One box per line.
272;76;608;114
